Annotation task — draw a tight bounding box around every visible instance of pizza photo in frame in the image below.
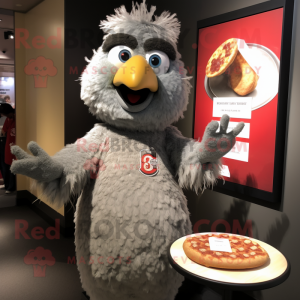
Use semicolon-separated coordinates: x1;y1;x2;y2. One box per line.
193;0;295;208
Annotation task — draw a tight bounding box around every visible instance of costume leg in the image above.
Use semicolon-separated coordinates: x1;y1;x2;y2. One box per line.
4;163;16;191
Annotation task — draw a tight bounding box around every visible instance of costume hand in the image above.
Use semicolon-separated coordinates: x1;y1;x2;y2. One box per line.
198;115;244;164
10;142;64;182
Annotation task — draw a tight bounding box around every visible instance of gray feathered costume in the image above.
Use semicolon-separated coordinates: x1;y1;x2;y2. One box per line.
11;1;244;299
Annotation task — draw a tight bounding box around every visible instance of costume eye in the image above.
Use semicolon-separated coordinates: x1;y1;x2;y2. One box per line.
119;49;131;63
149;54;161;67
43;67;47;71
108;45;133;68
145;50;170;75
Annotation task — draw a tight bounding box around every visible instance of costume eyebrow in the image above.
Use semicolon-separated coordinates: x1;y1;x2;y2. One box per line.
144;38;176;60
102;33;138;52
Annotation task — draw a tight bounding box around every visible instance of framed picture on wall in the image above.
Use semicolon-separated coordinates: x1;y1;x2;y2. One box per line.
193;0;295;209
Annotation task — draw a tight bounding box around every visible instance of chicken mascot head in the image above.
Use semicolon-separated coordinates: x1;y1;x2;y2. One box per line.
11;1;244;299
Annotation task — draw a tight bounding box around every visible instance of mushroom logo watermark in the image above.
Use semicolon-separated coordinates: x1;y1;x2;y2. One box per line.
24;56;57;88
24;247;55;277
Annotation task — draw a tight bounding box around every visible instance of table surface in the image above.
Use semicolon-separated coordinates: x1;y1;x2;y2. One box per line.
169;233;290;290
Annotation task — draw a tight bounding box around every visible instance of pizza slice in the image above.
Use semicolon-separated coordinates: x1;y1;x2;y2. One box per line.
229;51;259;96
206;38;238;78
183;233;269;270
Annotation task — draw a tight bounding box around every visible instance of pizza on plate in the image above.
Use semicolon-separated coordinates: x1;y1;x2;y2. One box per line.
206;38;238;78
183;233;269;270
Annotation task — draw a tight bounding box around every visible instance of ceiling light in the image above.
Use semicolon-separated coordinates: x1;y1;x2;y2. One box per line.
4;31;14;40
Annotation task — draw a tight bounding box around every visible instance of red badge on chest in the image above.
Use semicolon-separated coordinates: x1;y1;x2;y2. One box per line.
139;148;159;176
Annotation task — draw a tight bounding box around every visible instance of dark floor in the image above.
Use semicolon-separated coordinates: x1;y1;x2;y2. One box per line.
0;205;83;300
0;205;255;300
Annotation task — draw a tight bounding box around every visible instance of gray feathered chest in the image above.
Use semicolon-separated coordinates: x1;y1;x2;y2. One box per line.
74;124;192;296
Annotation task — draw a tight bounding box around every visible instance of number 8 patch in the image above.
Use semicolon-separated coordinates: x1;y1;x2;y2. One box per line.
139;148;159;177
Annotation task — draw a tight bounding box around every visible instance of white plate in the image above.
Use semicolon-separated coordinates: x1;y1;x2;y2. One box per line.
170;232;288;284
204;44;280;111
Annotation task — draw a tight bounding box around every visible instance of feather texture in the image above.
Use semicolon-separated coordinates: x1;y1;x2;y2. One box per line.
165;126;223;193
100;1;180;43
72;124;192;300
32;125;107;208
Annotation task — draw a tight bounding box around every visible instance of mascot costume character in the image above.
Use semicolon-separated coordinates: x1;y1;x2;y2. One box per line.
11;1;244;299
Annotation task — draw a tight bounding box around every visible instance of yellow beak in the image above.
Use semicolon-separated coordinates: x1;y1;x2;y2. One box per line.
113;55;158;92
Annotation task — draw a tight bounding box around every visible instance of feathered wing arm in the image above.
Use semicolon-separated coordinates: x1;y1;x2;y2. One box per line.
165;126;222;193
165;115;244;193
11;125;107;208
